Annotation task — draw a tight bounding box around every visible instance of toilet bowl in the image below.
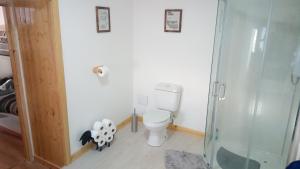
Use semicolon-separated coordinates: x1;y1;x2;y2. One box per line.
143;109;171;146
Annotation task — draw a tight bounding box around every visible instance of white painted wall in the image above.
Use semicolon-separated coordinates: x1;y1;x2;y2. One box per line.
0;55;12;78
133;0;218;132
59;0;134;154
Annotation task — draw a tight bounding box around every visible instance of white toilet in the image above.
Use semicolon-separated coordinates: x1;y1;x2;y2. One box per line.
143;83;181;146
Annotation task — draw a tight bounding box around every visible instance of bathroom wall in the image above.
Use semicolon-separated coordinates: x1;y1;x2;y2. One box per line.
0;55;12;79
59;0;134;154
133;0;218;131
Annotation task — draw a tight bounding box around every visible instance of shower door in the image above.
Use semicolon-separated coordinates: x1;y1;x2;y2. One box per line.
204;0;300;169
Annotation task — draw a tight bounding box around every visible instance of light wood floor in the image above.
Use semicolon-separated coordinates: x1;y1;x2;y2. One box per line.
64;123;204;169
0;130;48;169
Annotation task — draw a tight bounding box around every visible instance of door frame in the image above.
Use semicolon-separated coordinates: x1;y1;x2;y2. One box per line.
0;2;34;161
1;0;72;166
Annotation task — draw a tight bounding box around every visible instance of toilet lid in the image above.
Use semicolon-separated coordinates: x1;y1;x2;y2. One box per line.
143;109;171;123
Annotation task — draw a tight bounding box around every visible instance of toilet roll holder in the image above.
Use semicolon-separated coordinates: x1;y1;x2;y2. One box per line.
92;65;103;75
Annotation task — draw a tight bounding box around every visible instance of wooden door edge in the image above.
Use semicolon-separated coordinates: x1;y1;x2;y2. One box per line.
49;0;71;165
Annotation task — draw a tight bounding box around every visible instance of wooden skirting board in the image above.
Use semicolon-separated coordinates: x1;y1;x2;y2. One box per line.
116;116;132;129
70;142;95;163
70;116;204;163
34;155;61;169
137;116;205;138
167;124;205;138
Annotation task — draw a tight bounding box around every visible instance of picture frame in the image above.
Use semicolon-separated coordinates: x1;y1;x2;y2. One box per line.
164;9;182;33
96;6;111;33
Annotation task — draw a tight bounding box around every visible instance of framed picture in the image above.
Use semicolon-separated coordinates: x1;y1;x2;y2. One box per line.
96;6;111;33
164;9;182;32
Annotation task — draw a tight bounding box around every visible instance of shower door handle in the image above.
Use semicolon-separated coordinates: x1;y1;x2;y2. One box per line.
218;84;226;101
212;81;219;97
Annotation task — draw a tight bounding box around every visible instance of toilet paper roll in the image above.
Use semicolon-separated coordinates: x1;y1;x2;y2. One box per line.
93;121;105;132
96;136;106;147
104;133;114;143
91;130;101;143
96;65;109;78
102;119;115;129
102;119;117;134
99;127;109;138
109;126;117;135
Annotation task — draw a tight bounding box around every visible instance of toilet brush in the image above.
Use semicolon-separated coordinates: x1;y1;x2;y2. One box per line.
131;109;138;133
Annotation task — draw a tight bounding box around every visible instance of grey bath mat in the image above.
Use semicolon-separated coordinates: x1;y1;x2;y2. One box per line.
165;150;210;169
0;114;7;118
217;147;260;169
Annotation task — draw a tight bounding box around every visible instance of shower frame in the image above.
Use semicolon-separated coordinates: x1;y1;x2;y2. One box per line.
204;0;300;168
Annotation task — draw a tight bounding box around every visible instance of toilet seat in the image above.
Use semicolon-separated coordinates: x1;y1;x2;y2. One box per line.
143;109;171;124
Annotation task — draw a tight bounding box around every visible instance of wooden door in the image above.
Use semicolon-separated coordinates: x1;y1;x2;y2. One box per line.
7;0;70;167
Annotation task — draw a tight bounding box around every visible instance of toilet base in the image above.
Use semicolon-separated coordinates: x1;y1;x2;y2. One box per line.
147;128;167;147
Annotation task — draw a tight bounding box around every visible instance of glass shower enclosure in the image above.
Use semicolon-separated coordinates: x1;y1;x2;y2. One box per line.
204;0;300;169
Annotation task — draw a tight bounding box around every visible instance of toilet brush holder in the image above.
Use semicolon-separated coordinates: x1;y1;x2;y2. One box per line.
131;109;138;133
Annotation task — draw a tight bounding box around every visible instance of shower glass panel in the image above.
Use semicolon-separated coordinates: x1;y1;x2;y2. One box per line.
204;0;300;169
249;0;300;168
